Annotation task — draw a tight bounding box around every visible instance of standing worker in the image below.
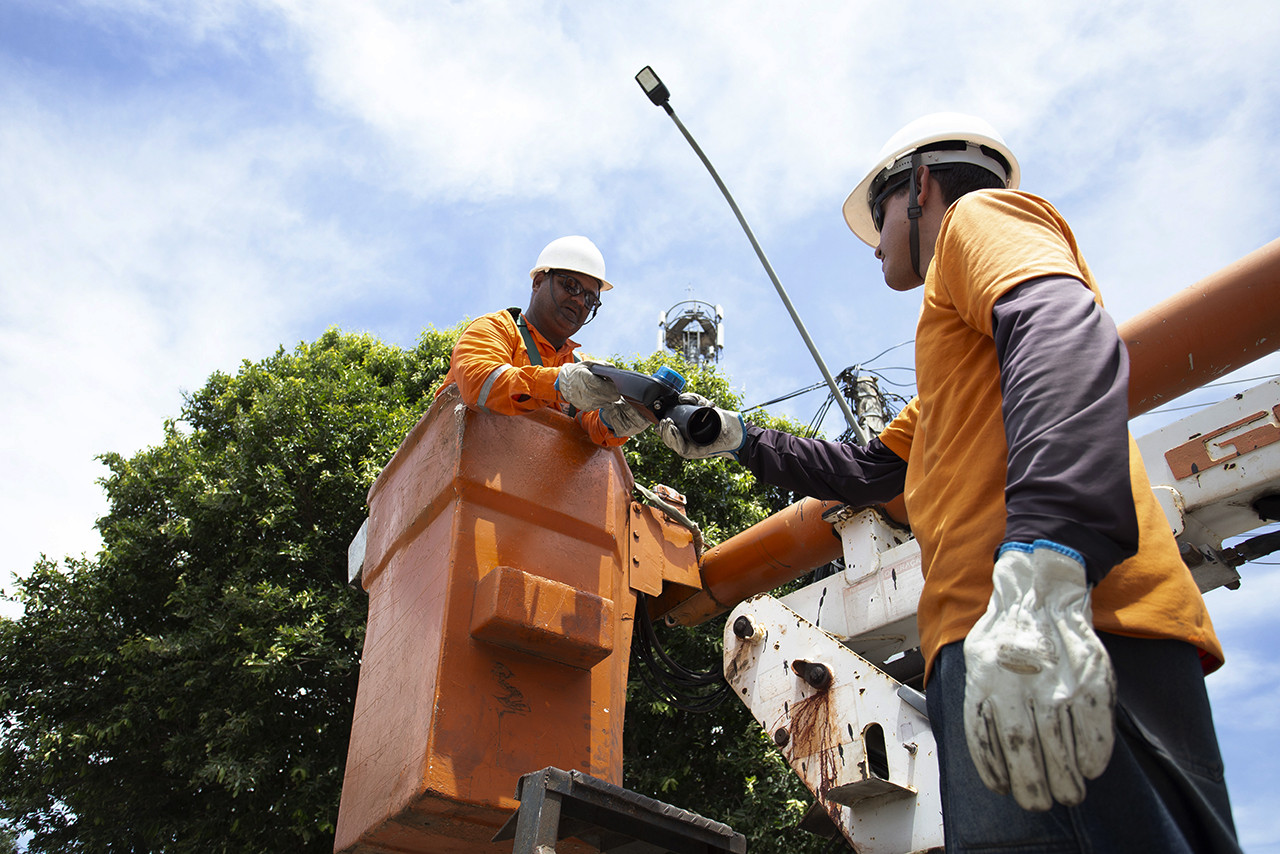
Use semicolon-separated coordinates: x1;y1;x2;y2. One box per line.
659;114;1241;852
434;235;649;445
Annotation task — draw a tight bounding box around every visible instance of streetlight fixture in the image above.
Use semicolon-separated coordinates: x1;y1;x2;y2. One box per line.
636;66;670;108
633;66;867;444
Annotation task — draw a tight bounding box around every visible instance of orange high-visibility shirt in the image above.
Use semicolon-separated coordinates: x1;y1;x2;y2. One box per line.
434;308;626;447
878;190;1222;680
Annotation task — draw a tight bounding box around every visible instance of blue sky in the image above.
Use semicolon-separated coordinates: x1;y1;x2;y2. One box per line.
2;1;1279;849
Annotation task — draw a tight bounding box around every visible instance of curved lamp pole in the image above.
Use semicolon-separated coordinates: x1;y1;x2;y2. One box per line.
635;66;867;445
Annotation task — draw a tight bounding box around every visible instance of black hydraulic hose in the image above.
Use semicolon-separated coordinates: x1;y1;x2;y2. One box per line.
632;592;730;713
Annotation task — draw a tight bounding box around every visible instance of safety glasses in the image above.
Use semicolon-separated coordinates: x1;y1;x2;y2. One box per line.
870;174;911;232
553;272;602;322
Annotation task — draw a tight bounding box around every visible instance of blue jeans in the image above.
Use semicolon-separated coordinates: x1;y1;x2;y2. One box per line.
926;633;1241;853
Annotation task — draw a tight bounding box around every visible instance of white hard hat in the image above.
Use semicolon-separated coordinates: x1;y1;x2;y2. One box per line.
843;112;1020;247
529;235;614;291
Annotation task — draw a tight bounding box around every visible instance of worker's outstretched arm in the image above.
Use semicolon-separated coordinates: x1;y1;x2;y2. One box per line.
658;393;907;507
737;428;907;507
444;314;631;447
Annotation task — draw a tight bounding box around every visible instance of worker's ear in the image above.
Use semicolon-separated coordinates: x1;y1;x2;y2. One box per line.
915;164;934;205
531;271;546;294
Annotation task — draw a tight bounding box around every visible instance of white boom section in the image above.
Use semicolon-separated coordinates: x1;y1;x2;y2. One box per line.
1138;377;1280;591
724;379;1280;853
723;596;943;854
778;508;920;666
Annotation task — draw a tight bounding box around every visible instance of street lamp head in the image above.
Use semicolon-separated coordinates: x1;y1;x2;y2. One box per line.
635;66;670;107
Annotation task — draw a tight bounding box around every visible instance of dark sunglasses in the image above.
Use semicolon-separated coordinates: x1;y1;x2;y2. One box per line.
871;174;911;232
552;272;602;320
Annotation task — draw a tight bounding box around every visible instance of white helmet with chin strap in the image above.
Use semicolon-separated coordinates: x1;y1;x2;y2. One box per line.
843;113;1020;261
529;235;614;291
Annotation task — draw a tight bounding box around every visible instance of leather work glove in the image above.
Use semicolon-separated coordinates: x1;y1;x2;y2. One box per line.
598;399;651;439
556;361;620;412
657;393;746;460
963;540;1116;812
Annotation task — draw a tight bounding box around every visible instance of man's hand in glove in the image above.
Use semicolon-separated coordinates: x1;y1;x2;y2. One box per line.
963;539;1116;812
556;361;620;411
598;400;651;439
657;393;745;460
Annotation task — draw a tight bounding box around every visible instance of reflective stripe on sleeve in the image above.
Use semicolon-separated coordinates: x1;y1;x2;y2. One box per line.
476;363;511;413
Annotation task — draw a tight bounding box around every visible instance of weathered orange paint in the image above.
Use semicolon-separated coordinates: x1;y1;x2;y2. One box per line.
663;497;845;625
1163;405;1280;480
1122;237;1280;416
629;501;702;596
333;387;637;853
470;565;616;670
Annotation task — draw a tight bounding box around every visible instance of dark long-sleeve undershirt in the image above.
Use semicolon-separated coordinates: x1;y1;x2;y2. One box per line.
736;431;908;509
993;276;1139;582
737;276;1139;584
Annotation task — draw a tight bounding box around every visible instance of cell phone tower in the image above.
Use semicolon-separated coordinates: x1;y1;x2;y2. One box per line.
658;299;724;365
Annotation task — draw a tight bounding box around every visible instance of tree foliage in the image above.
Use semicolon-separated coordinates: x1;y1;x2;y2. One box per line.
0;329;456;852
0;332;832;853
0;823;18;854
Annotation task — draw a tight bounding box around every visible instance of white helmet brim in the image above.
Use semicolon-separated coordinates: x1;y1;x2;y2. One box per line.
843;113;1019;247
529;235;614;291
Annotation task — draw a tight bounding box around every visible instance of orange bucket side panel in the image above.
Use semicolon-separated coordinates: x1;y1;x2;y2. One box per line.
334;390;636;854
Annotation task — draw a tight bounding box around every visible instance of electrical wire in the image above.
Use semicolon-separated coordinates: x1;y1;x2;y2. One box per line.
858;366;917;389
858;338;915;368
1198;373;1279;388
741;340;921;442
742;381;828;414
806;395;835;438
629;484;728;712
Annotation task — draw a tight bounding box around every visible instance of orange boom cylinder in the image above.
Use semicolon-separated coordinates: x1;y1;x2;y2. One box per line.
1121;238;1280;417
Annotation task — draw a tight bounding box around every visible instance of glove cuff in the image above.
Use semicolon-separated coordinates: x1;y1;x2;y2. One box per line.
725;412;746;460
997;539;1085;566
991;539;1092;611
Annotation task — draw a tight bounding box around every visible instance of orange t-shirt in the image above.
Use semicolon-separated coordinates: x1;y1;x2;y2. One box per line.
434;309;625;447
876;190;1222;678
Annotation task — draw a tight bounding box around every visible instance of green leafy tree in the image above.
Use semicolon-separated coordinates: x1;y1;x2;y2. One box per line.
0;333;835;853
0;328;456;853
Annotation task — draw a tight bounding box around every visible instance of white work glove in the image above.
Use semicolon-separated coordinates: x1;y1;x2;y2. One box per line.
963;540;1116;812
598;399;651;438
657;393;745;460
555;361;620;412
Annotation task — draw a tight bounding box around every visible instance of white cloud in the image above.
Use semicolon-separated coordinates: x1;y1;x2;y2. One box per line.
0;67;397;606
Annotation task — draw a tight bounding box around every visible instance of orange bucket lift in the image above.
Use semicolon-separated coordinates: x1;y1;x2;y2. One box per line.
333;388;702;853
